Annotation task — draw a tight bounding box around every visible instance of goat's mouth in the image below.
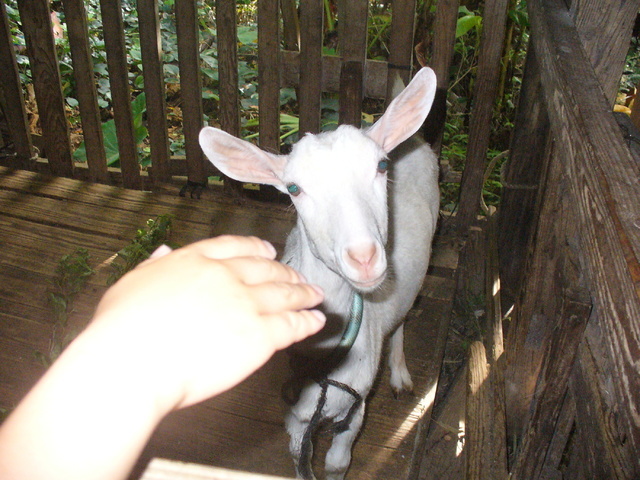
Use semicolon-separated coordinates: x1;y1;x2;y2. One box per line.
350;272;386;292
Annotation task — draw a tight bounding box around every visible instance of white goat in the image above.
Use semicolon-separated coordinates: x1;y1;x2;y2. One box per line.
199;67;439;480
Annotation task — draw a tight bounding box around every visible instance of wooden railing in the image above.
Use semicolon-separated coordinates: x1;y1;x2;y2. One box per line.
0;0;424;192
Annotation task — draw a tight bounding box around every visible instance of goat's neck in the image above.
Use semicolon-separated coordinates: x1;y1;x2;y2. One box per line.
284;224;353;315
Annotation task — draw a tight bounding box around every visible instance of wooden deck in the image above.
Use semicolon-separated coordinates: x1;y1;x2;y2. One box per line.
0;166;458;480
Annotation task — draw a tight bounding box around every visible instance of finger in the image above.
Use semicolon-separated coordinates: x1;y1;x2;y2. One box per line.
248;282;324;314
262;310;327;350
190;235;277;260
149;244;173;259
219;256;304;285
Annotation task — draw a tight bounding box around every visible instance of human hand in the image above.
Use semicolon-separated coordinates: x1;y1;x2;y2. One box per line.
88;235;325;412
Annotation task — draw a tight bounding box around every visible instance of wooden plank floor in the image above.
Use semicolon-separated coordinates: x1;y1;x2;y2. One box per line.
0;167;458;480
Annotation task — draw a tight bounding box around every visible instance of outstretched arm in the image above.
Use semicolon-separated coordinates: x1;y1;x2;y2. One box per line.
0;235;325;480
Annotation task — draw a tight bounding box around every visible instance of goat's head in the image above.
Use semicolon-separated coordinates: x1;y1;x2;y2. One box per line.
200;67;437;292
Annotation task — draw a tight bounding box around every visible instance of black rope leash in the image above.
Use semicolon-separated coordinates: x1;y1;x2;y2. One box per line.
298;379;363;480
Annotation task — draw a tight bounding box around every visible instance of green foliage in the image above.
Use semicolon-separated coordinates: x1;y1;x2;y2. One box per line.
37;248;95;366
72;92;149;166
108;214;176;286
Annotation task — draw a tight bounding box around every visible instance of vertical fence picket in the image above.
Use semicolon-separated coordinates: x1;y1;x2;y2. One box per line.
422;0;458;149
0;0;33;164
258;0;280;153
62;0;108;184
455;0;510;231
16;0;73;177
100;0;141;189
215;0;243;196
175;0;206;187
338;0;367;126
137;0;171;183
298;0;323;135
386;0;417;98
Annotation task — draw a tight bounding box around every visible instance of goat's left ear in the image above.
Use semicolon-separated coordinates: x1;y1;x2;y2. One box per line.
366;67;437;153
199;127;287;189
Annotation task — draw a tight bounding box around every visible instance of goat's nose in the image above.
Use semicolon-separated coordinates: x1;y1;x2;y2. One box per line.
346;243;378;268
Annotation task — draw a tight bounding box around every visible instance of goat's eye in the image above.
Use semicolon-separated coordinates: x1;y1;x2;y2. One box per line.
377;160;389;174
287;183;301;196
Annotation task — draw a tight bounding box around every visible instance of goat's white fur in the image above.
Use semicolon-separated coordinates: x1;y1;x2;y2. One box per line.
199;67;439;480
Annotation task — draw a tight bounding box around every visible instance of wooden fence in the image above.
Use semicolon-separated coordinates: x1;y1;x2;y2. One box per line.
0;0;432;192
497;0;640;477
2;0;640;478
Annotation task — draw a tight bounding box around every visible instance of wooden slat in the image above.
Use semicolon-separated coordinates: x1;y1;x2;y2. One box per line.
61;0;108;184
297;0;323;135
511;289;591;479
214;0;243;196
455;0;510;231
337;0;368;126
280;0;299;51
423;0;459;149
175;0;206;185
465;341;508;480
339;61;364;127
258;0;280;153
386;0;417;96
496;48;550;308
0;0;34;163
100;0;141;189
281;52;389;100
529;0;640;461
137;0;171;183
216;0;240;138
16;0;73;177
572;0;640;106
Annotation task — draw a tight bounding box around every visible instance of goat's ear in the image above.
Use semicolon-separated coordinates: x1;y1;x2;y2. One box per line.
367;67;437;153
199;127;287;188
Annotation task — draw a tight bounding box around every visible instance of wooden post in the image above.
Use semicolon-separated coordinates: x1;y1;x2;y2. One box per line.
100;0;141;189
137;0;171;183
466;341;508;480
511;288;591;479
62;0;108;184
423;0;459;150
258;0;280;153
496;48;550;309
386;0;417;99
0;0;33;164
215;0;243;196
455;0;510;232
338;0;367;126
529;0;640;461
298;0;323;135
16;0;73;177
175;0;206;186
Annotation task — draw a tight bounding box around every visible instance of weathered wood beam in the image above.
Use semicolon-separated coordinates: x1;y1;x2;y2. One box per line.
17;0;73;177
175;0;206;185
455;0;510;231
297;0;323;134
422;0;458;150
465;341;508;480
137;0;171;183
529;0;640;466
100;0;141;189
511;288;591;479
338;0;367;126
62;0;108;184
0;0;34;163
258;0;280;153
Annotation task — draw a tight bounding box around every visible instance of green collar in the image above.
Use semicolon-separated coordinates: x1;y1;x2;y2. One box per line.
337;292;364;351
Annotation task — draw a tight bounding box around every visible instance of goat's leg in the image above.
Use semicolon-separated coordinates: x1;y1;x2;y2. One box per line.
388;323;413;396
324;401;365;480
286;412;317;480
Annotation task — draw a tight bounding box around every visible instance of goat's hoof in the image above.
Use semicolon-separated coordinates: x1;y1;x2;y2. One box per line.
392;385;415;399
